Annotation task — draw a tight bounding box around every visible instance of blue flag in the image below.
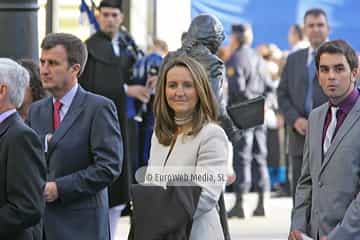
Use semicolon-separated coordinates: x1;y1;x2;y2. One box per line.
79;0;100;34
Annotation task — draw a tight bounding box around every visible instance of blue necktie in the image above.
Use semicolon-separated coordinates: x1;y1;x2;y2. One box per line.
305;50;316;115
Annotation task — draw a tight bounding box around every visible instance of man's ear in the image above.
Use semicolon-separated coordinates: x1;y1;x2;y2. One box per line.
351;68;358;82
71;64;81;77
0;84;8;102
0;84;7;95
95;9;100;22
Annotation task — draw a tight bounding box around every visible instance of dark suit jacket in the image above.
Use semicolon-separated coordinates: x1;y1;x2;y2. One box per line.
277;48;327;156
0;113;46;240
27;87;123;240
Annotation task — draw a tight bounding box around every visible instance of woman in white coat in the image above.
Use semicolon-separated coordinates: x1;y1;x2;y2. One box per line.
146;55;229;240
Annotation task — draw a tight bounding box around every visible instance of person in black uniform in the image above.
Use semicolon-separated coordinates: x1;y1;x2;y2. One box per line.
226;24;271;218
78;0;148;238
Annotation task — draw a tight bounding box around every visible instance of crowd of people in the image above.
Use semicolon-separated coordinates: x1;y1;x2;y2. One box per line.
1;0;360;240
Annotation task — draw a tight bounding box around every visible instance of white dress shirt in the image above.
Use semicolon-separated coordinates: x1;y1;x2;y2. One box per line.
52;83;79;122
111;32;120;57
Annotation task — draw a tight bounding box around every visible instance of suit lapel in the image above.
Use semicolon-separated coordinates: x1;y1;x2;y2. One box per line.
41;97;54;134
0;119;10;138
0;113;19;138
320;98;360;174
300;49;309;76
297;49;309;104
313;103;328;175
47;87;86;156
302;50;309;83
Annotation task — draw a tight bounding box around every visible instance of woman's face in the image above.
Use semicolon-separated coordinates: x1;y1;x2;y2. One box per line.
165;66;198;118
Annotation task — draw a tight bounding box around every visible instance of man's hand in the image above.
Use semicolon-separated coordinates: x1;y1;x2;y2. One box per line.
320;237;328;240
276;114;285;129
44;181;59;203
147;75;158;90
288;230;304;240
293;117;308;136
126;85;150;103
226;174;236;185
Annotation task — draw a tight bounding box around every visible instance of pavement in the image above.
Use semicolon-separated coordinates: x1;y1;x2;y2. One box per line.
114;193;293;240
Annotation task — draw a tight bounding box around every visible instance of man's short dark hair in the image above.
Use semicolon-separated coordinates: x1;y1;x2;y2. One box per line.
41;33;88;77
98;0;122;12
231;23;251;46
303;8;328;23
315;40;358;71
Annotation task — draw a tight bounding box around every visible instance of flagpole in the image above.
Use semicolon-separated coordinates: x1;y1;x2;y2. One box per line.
46;0;59;34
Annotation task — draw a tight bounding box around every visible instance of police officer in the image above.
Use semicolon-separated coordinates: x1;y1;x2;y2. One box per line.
226;24;271;218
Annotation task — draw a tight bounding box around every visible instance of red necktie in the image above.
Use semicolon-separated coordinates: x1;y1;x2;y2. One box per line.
53;100;63;131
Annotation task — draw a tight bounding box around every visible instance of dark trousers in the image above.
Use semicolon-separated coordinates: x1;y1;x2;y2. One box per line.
290;155;303;202
233;125;270;193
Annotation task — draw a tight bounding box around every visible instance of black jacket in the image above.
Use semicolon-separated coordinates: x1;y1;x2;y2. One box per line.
80;31;134;206
0;113;46;240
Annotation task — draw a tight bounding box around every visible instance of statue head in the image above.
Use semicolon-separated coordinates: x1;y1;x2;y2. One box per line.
183;14;225;54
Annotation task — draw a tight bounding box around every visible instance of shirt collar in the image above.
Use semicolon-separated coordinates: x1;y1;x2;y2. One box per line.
308;46;316;55
309;39;329;56
329;88;359;114
112;32;120;43
307;47;317;65
0;109;16;124
53;83;78;107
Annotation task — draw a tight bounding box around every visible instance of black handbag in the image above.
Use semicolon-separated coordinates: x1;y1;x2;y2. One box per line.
128;184;201;240
226;96;265;129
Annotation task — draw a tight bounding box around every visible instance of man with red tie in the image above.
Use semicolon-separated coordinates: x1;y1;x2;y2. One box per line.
27;33;123;240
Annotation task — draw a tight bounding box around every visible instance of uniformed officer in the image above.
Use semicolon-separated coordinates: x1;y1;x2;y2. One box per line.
225;24;271;218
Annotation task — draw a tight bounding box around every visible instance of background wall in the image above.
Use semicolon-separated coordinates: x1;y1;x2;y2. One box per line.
192;0;360;50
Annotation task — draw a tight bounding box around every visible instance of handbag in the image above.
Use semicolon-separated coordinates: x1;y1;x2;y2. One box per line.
128;184;201;240
226;96;265;129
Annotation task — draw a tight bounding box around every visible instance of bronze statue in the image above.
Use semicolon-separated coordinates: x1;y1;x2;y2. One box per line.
165;13;240;142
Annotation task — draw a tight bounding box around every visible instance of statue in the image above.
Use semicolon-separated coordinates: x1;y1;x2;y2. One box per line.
164;13;240;143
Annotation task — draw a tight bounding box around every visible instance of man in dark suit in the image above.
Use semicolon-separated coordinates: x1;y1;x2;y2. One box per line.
0;59;46;240
27;33;123;240
278;8;329;200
